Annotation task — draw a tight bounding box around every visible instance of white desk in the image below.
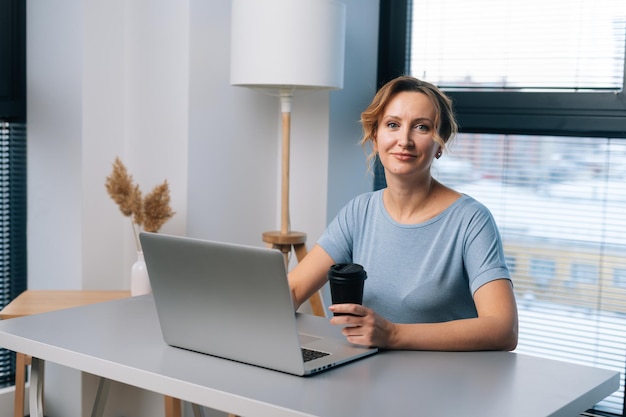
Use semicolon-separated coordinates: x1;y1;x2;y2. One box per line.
0;295;619;417
0;290;183;417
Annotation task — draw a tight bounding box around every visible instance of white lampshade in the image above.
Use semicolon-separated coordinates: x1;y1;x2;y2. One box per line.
230;0;346;90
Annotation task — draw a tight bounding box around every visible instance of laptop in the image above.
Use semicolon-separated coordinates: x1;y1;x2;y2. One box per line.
139;232;378;376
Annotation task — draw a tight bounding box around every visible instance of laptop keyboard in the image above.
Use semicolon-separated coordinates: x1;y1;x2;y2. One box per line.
302;348;330;362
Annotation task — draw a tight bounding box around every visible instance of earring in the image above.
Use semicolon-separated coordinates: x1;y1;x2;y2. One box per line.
435;150;442;159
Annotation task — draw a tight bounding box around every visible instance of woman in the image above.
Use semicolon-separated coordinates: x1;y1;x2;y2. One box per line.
289;76;518;351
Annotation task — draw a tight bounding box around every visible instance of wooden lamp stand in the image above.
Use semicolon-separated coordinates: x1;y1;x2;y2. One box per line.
262;90;325;317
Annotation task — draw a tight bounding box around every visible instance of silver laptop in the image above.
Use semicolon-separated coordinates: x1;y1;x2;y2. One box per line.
139;232;377;376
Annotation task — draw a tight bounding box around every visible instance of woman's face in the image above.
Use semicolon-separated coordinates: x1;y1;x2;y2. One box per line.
373;91;440;180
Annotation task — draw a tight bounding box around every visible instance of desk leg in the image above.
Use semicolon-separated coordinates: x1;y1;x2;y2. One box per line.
191;403;206;417
90;378;111;417
29;357;45;417
164;396;182;417
14;353;30;417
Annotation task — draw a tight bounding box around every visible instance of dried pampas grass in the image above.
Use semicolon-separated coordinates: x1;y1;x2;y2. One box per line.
105;157;175;251
142;181;175;233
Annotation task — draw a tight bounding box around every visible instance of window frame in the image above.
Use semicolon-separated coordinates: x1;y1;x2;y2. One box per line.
378;1;626;139
450;90;626;137
0;0;26;123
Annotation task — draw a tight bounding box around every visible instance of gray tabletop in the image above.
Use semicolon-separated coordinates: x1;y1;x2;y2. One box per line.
0;295;619;417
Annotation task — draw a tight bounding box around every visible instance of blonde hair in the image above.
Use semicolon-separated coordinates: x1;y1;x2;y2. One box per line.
360;76;458;167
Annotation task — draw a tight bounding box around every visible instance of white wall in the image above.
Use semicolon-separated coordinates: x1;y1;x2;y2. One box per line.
27;0;190;415
327;1;379;218
27;0;84;292
186;2;332;251
27;0;190;288
23;0;379;416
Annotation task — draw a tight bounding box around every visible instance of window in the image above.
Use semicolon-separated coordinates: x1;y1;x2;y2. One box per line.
529;258;556;289
0;122;26;388
0;0;27;388
410;0;625;91
570;263;600;287
408;0;626;138
431;134;626;414
378;1;626;414
615;268;626;289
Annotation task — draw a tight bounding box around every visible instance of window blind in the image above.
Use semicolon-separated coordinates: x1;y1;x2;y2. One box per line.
432;134;626;414
0;121;27;388
410;0;626;91
389;0;626;414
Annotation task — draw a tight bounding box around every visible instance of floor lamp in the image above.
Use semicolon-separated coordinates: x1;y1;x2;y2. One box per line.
230;0;346;317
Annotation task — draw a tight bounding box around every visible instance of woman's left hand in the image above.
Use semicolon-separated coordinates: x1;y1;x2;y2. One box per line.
328;304;396;348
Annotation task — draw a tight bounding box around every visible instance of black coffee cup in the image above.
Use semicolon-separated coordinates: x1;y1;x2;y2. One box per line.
328;263;367;315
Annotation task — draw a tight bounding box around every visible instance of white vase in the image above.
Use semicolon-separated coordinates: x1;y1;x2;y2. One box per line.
131;251;151;296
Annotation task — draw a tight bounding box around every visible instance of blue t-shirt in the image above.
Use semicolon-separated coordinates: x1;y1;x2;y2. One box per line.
318;190;511;324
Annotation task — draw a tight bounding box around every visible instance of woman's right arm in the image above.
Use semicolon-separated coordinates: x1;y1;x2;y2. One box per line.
288;244;336;310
